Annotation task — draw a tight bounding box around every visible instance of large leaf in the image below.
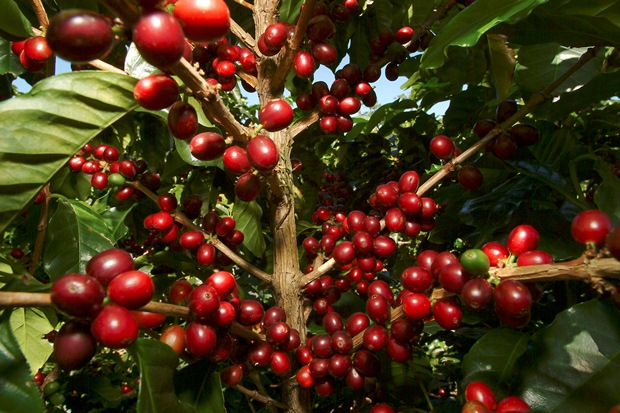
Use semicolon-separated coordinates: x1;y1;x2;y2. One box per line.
593;158;620;224
128;339;193;413
516;299;620;412
8;308;56;376
0;312;45;413
232;198;266;257
0;1;34;39
0;71;138;234
43;196;117;281
420;0;549;69
462;328;529;394
174;357;226;413
496;0;620;49
514;43;604;97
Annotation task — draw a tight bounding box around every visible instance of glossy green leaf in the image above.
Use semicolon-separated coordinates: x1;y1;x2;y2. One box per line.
420;0;549;70
496;0;620;49
540;70;620;121
43;196;116;281
8;307;56;376
487;34;515;103
232;198;266;257
516;299;620;412
0;37;24;77
462;328;529;393
128;339;193;413
0;71;138;234
279;0;303;23
0;1;34;39
514;43;603;96
102;205;135;242
0;312;45;413
175;357;226;413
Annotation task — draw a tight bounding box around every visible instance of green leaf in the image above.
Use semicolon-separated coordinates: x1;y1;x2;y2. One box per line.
8;308;56;376
279;0;303;23
232;198;266;257
516;299;620;412
420;0;549;70
43;196;116;281
0;71;138;233
128;339;193;413
0;1;34;39
0;312;45;413
102;205;135;242
514;43;603;97
175;357;226;413
540;70;620;121
462;328;529;393
496;0;620;49
487;34;515;103
593;158;620;224
0;37;25;77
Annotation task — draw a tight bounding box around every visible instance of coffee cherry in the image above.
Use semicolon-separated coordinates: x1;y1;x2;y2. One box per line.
507;225;539;256
133;10;186;68
235;172;262;202
270;350;291;376
606;225;620;261
516;250;553;266
179;231;205;250
494;280;532;318
223;146;252;174
465;381;497;411
462;400;490;413
363;325;389;352
221;364;244;387
458;165;484;190
345;312;369;336
461;278;493;310
46;10;114;62
174;0;230;43
190;132;227;161
247;135;279;172
510;123;539;146
54;320;97;371
248;340;274;367
401;266;433;293
91;304;139;349
51;273;105;318
312;42;338;66
107;270;154;309
296;365;315;388
236;299;265;326
481;241;509;267
571;210;613;246
131;310;166;329
366;294;390;325
188;284;220;320
294;51;316;78
402;293;431;321
86;249;134;287
168;101;198;140
24;36;52;62
185;321;217;358
430;135;455;159
258;100;294;132
352;349;380;377
496;395;531;412
134;75;179;110
433;297;462;330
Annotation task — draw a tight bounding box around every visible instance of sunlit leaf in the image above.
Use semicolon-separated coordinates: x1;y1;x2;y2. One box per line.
0;71;138;233
516;299;620;412
232;198;266;257
8;308;56;376
0;312;45;413
487;34;515;103
420;0;549;70
0;0;33;39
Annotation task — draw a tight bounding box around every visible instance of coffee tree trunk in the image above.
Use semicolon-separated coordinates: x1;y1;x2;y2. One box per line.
254;3;313;411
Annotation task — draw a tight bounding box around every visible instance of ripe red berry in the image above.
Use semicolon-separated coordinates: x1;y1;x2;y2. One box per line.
54;320;97;371
168;101;198;140
430;135;455;160
174;0;230;43
190;132;227;161
185;321;217;358
571;210;613;246
247;135;279;172
91;304;139;349
107;270;155;309
258;100;294;132
46;10;114;62
507;225;539;256
465;381;498;412
51;273;105;317
133;10;186;68
86;249;134;287
134;75;179;110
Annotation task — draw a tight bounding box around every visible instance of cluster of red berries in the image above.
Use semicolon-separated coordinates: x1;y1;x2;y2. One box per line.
50;249;151;371
67;142;160;200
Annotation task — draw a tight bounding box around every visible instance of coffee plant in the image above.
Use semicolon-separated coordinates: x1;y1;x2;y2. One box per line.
0;0;619;412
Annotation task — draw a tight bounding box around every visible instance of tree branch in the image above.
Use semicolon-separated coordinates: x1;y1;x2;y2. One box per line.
290;110;320;139
270;0;317;94
233;384;289;410
298;257;335;287
29;0;49;29
416;46;600;197
230;18;257;50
